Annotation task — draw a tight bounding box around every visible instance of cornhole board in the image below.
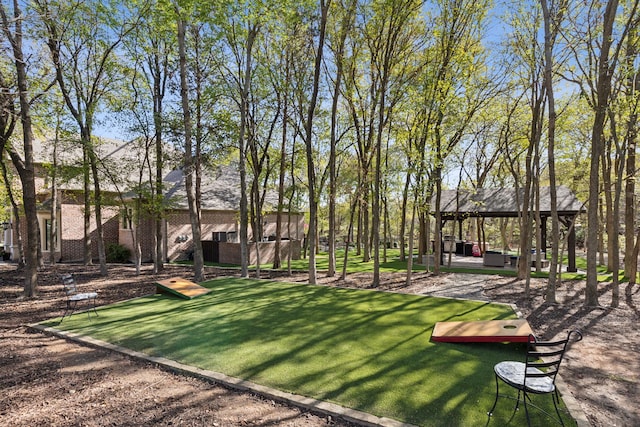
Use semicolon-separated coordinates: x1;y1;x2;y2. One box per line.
431;319;533;343
156;277;211;300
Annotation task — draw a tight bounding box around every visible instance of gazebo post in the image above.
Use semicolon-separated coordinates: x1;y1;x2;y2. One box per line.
566;216;578;272
541;216;547;259
439;219;446;266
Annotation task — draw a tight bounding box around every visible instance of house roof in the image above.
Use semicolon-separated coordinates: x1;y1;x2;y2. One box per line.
164;164;279;212
31;135;285;213
432;186;585;219
32;135;132;164
32;135;177;194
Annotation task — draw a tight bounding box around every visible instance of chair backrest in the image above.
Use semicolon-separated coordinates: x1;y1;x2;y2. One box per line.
61;274;78;296
525;330;582;385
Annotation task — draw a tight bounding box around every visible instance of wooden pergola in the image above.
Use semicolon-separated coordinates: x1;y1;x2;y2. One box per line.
432;186;585;272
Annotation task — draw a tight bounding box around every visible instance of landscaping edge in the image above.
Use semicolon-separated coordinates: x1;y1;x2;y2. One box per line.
29;323;418;427
29;320;590;427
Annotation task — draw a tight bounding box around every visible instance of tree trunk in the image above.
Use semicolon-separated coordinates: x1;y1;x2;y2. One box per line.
586;0;619;308
608;106;627;307
50;124;60;265
303;0;330;285
83;146;92;265
405;190;418;286
85;129;108;276
1;0;39;296
273;60;289;270
326;1;354;277
237;24;258;279
624;26;638;283
399;170;411;261
176;16;203;282
541;0;564;302
153;50;166;274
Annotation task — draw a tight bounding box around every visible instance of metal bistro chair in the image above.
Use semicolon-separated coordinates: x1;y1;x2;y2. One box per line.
61;273;98;320
488;330;582;426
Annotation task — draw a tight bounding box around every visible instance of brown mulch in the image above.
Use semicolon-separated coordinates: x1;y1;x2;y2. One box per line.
1;263;639;426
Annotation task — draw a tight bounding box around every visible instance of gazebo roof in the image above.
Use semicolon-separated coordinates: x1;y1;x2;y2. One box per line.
433;186;585;219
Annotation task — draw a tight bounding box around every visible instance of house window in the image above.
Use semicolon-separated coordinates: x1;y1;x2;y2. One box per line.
121;208;133;229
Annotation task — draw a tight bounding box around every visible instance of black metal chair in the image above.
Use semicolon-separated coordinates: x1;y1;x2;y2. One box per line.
487;330;582;426
61;274;98;320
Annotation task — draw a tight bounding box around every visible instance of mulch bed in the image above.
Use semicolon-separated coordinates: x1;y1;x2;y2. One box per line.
1;263;639;426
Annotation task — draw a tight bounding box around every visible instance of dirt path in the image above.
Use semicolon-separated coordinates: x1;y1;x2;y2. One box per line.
1;264;639;426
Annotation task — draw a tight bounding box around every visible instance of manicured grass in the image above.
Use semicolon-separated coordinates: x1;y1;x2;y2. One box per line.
277;248;631;282
194;246;629;283
44;278;575;426
286;248;426;273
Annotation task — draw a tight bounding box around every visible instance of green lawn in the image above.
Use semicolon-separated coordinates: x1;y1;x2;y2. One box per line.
44;278;576;426
265;248;630;282
198;247;629;282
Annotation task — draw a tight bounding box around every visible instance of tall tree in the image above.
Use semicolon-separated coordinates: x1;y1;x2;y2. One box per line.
303;0;331;285
502;2;546;286
36;0;141;276
0;0;43;296
623;23;640;283
541;0;568;303
175;7;204;282
138;8;174;274
325;0;357;277
606;1;640;304
367;0;423;286
424;0;493;274
117;6;175;274
219;1;268;278
564;0;640;306
585;0;617;307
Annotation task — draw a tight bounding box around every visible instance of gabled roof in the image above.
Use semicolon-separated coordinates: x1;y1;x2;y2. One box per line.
33;136;160;193
32;135;183;195
433;186;585;219
31;135;282;213
164;164;279;212
32;135;135;164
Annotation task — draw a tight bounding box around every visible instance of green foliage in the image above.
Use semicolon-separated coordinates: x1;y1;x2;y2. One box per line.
106;243;131;263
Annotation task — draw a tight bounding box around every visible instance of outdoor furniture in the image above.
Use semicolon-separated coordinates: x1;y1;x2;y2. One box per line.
532;259;550;268
510;257;551;269
483;252;509;267
487;330;582;426
61;274;98;320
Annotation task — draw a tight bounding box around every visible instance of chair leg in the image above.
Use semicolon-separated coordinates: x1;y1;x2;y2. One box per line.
514;389;522;412
552;389;565;427
62;300;77;321
86;297;98;318
488;374;500;416
522;391;531;427
61;302;70;321
91;297;98;317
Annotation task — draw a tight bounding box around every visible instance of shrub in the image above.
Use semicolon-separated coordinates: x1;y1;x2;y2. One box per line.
106;243;131;263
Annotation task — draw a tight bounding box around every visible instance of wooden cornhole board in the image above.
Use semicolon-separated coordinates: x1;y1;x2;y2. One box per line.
156;277;211;300
431;319;533;343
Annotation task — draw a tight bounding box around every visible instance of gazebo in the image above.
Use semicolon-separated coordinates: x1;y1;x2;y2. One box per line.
432;185;585;272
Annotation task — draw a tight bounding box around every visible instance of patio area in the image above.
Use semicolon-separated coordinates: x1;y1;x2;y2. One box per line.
424;253;552;271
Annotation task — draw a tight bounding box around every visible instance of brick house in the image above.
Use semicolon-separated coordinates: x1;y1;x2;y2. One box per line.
3;138;123;263
3;137;304;264
120;165;304;263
